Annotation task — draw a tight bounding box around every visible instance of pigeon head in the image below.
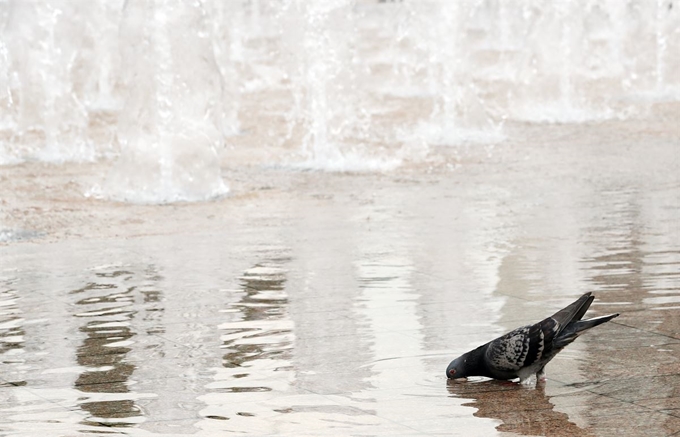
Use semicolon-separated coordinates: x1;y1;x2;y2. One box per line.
446;346;486;379
446;354;469;379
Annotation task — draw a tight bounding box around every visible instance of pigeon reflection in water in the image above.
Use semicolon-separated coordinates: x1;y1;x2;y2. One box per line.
447;380;595;437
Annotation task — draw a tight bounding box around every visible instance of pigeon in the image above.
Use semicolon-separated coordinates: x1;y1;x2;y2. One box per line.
446;292;619;384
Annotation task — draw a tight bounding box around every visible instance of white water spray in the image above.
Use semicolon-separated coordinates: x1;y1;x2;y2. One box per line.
0;0;678;202
90;0;229;203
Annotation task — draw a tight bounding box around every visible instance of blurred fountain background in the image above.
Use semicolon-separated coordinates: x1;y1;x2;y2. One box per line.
0;0;678;203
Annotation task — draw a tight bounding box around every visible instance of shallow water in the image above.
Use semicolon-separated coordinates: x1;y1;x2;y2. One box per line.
1;119;679;436
1;0;680;435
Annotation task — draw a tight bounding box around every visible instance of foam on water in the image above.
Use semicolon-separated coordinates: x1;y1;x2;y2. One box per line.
0;0;679;202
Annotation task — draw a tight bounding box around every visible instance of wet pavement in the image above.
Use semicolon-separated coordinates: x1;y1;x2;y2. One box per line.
1;122;680;436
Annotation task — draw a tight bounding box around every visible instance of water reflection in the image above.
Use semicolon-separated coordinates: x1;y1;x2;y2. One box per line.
584;193;646;299
201;258;293;423
582;187;680;329
71;267;145;427
354;254;426;389
0;280;25;386
221;260;291;369
580;186;680;435
447;380;592;436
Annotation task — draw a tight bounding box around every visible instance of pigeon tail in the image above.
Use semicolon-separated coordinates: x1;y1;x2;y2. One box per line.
549;292;594;329
554;313;619;349
572;313;619;333
571;294;595;321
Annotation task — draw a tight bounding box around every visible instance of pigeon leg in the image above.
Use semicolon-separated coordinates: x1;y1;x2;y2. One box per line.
519;374;536;386
537;366;547;382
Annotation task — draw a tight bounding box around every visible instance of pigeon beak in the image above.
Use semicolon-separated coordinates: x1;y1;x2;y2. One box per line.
446;376;467;385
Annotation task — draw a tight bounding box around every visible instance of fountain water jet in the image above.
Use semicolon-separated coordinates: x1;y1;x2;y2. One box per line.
407;1;505;146
0;0;678;200
0;1;96;163
278;0;400;172
91;0;229;203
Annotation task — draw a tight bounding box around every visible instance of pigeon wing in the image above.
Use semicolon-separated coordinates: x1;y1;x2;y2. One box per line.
485;293;594;375
484;317;559;376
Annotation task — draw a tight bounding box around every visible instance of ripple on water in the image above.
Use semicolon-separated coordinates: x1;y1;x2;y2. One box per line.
0;284;26;386
199;260;295;425
70;265;163;428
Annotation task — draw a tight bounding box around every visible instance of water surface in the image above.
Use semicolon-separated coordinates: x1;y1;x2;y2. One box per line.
1;123;679;436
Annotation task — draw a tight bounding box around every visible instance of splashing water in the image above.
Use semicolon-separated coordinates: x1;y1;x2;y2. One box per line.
277;0;401;171
0;2;96;163
88;0;229;203
0;0;679;201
